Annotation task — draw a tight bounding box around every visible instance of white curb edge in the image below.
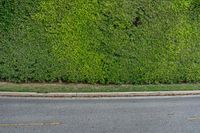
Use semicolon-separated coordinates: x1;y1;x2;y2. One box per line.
1;91;200;98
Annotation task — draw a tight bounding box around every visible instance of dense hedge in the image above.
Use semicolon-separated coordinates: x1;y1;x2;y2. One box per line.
1;0;200;84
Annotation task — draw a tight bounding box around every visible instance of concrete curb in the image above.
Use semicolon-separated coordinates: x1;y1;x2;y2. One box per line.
1;91;200;98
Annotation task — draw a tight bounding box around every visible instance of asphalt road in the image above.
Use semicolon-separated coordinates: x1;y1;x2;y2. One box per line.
1;96;200;133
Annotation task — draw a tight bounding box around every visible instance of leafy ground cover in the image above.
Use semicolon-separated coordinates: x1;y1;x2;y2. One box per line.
1;0;200;84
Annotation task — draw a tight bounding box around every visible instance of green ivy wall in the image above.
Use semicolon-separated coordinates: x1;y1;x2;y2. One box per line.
1;0;200;84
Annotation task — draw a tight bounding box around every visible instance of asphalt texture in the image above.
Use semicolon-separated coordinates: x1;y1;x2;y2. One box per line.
1;96;200;133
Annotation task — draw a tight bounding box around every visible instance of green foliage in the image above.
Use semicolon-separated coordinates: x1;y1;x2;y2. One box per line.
1;0;200;84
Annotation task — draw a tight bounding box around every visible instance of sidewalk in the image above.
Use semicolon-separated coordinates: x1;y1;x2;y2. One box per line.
1;91;200;98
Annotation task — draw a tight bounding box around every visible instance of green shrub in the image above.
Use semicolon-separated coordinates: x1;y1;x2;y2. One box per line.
0;0;200;84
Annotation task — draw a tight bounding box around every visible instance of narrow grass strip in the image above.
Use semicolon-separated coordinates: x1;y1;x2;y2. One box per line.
0;82;200;93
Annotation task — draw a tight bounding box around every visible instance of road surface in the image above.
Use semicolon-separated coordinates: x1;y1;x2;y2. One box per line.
1;96;200;133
